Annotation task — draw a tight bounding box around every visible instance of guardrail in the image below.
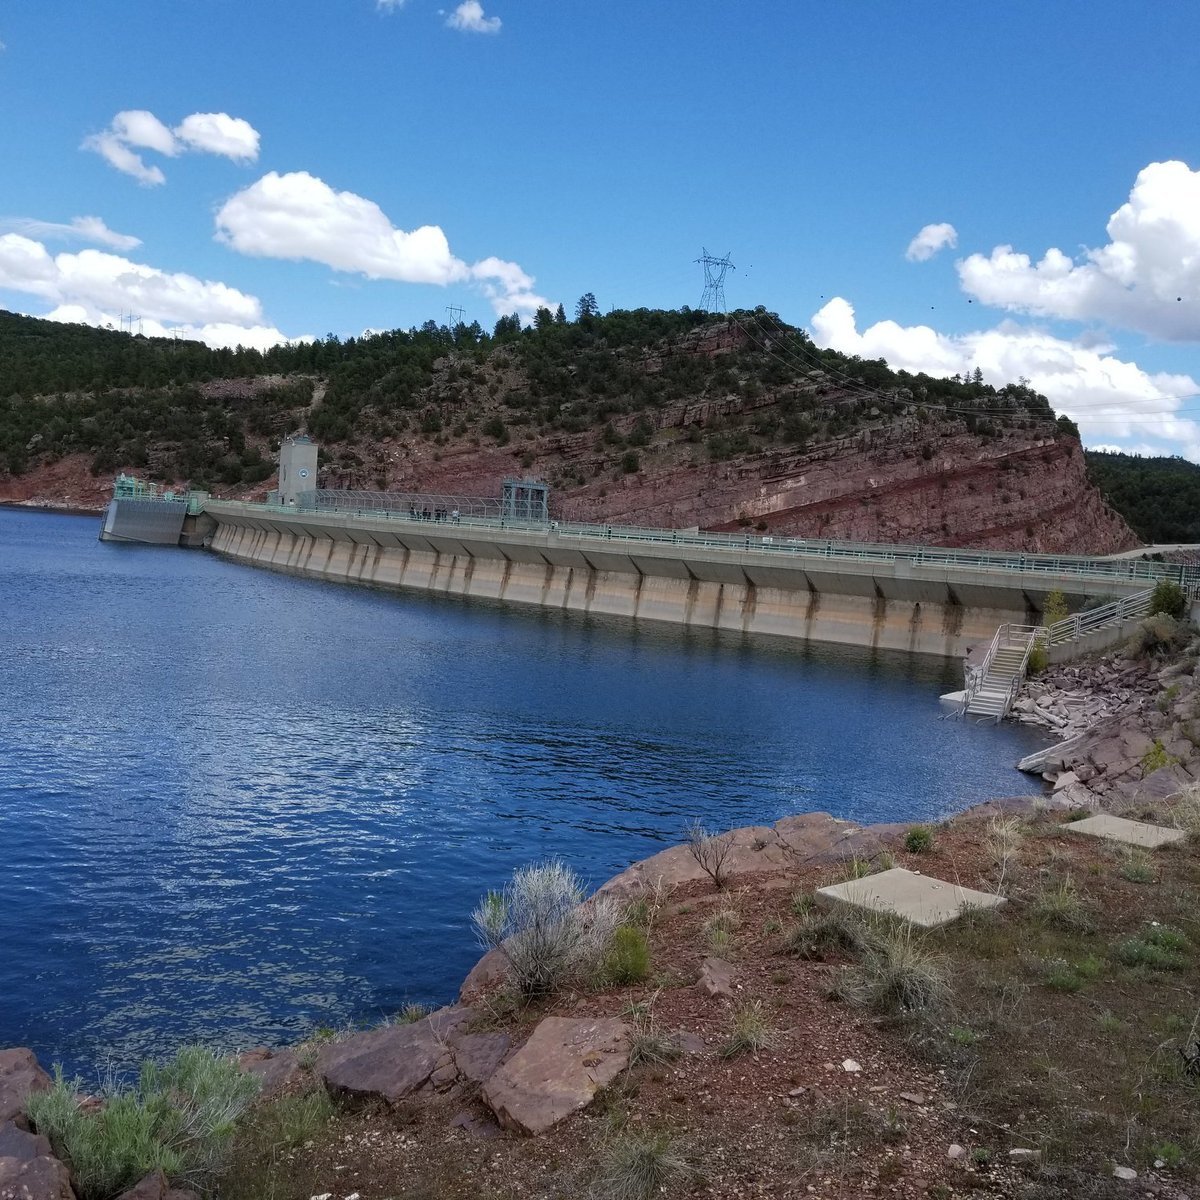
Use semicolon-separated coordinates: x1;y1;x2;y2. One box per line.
204;498;1200;590
1043;590;1154;647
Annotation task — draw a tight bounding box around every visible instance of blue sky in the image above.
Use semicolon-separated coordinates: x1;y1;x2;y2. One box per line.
2;1;1198;455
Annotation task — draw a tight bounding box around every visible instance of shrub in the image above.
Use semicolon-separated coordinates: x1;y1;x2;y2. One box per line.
1141;738;1178;774
254;1089;334;1151
721;1000;775;1058
1042;587;1069;626
1026;642;1048;675
685;820;734;889
27;1046;261;1200
1118;847;1156;884
904;826;933;854
1150;579;1187;619
620;450;640;474
471;861;621;999
605;926;651;985
591;1132;688;1200
1126;613;1185;658
1116;926;1189;971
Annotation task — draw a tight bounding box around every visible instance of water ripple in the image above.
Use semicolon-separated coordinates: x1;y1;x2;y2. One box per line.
0;508;1045;1075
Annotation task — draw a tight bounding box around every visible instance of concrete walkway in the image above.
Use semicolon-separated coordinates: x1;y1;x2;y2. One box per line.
1065;813;1186;849
816;867;1005;929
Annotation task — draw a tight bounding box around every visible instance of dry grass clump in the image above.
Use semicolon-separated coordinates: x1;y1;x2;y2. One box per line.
983;815;1024;889
831;922;948;1017
1168;785;1200;838
784;905;870;961
1031;875;1094;932
721;1000;775;1058
703;907;741;957
590;1132;689;1200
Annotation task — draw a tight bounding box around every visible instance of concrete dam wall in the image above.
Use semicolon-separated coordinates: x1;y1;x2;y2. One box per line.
201;502;1150;659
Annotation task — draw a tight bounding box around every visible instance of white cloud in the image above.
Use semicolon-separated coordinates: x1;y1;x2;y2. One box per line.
376;0;406;9
83;109;261;183
173;113;260;162
40;305;301;352
113;109;178;156
810;296;1200;460
446;1;501;34
1;216;141;251
215;170;550;318
958;160;1200;342
905;222;958;262
0;233;299;349
83;132;167;186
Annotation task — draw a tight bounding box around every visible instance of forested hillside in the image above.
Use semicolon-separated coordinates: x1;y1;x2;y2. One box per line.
0;303;1137;553
1086;451;1200;544
0;304;1061;488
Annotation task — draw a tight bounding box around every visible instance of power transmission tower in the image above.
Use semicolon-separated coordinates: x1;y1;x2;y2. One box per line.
695;248;735;313
445;304;466;330
120;312;143;336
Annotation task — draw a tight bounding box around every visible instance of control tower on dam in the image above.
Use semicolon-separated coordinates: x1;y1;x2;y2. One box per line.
199;496;1193;660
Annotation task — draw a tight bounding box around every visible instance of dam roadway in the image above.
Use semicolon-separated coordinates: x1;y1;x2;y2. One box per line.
195;500;1195;659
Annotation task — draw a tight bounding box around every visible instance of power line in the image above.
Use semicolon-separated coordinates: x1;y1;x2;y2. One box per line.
695;248;735;313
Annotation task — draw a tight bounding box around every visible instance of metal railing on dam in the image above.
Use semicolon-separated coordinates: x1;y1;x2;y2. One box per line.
207;497;1199;590
199;497;1195;658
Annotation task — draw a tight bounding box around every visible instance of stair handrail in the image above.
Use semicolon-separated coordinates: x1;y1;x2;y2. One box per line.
1002;626;1043;720
960;623;1003;716
1043;588;1154;647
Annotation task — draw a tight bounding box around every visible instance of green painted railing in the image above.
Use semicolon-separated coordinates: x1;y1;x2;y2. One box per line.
205;497;1200;590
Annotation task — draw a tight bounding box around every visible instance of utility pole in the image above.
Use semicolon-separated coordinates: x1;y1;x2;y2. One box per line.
695;248;736;313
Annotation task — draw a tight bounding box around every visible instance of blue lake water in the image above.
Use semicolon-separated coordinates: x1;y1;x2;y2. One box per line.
0;507;1045;1077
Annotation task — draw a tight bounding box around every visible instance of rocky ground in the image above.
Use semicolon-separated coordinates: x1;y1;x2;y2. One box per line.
5;793;1200;1200
1011;624;1200;812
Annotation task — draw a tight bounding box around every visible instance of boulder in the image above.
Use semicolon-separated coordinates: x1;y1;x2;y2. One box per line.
696;957;735;999
319;1006;475;1104
459;948;509;1003
0;1121;75;1200
0;1122;51;1162
482;1017;630;1135
115;1170;169;1200
449;1031;510;1085
0;1049;52;1128
237;1048;304;1098
0;1153;76;1200
111;1170;199;1200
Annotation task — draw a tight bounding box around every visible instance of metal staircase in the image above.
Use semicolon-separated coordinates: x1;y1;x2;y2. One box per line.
963;626;1040;720
961;588;1160;723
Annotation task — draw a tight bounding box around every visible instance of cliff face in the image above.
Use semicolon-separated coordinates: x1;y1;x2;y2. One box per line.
0;308;1139;553
0;409;1137;556
327;413;1138;557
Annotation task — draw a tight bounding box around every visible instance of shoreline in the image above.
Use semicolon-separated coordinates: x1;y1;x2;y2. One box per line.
0;498;104;517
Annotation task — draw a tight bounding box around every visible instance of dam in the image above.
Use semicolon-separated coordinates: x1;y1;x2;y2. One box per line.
99;438;1198;661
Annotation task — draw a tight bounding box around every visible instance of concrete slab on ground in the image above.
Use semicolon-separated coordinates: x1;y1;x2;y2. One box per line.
815;867;1005;929
1064;813;1186;849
